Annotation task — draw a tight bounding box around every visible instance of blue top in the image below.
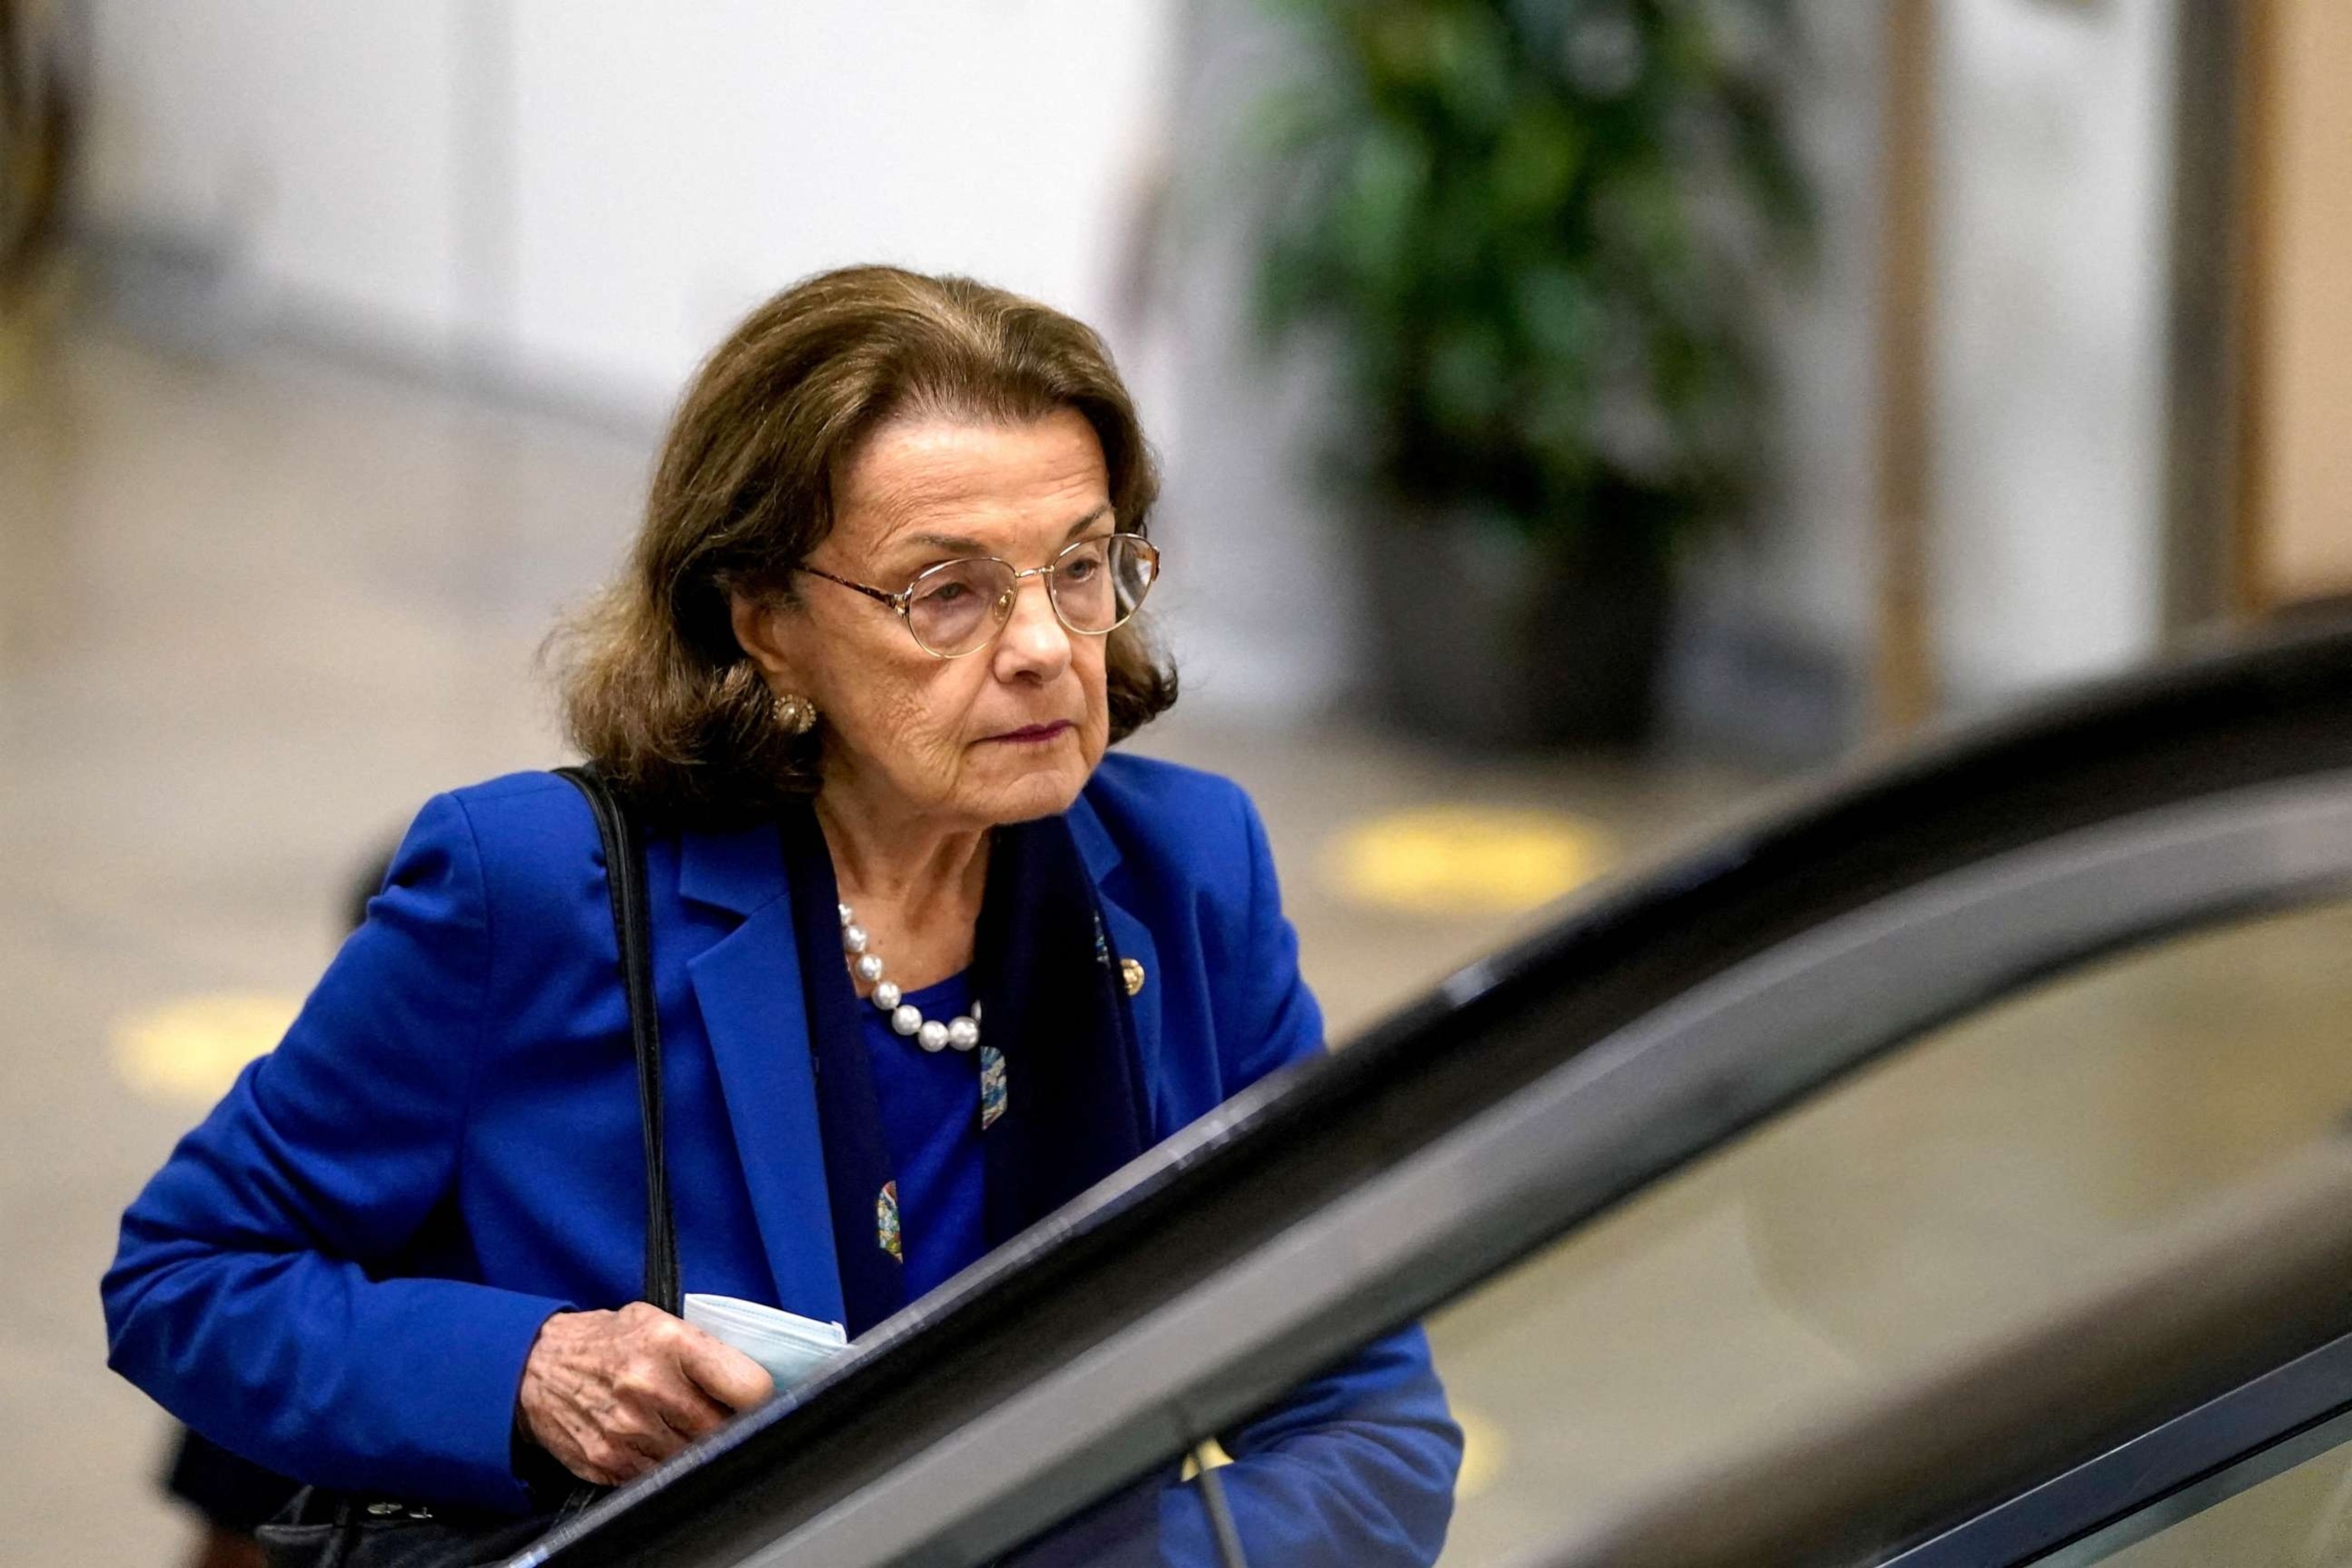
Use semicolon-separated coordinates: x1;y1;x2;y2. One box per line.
859;971;986;1301
103;754;1459;1562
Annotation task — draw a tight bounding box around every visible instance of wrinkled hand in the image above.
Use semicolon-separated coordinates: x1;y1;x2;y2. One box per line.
517;1303;775;1487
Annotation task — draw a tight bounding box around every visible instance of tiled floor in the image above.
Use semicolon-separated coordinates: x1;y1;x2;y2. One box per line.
0;325;1769;1563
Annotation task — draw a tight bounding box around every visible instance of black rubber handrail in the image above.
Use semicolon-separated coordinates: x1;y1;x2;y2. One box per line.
519;619;2352;1567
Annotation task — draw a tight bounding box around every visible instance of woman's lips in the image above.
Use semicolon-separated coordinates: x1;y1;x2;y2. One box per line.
985;720;1075;745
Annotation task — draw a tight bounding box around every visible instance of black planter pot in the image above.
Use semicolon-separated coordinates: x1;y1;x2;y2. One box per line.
1358;508;1672;748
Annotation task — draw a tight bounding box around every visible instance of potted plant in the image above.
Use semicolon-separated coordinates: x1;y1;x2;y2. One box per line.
1255;0;1808;744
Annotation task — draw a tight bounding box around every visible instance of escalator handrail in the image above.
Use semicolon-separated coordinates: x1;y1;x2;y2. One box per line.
518;622;2352;1566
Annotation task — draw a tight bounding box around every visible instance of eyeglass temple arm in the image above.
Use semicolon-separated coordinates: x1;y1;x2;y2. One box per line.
799;565;905;610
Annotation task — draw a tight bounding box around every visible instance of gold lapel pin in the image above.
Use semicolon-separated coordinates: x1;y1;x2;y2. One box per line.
1121;957;1146;997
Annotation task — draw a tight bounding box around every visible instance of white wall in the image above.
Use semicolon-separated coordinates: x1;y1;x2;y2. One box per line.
81;1;466;341
1682;0;2181;737
80;0;1179;403
1929;0;2177;706
75;0;2187;731
500;1;1179;397
1112;0;1368;720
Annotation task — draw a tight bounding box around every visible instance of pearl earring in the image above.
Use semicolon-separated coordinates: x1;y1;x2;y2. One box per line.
773;692;818;736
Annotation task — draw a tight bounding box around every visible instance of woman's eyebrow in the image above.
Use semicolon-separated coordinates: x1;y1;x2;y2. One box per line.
900;532;985;555
899;505;1113;557
1059;505;1115;541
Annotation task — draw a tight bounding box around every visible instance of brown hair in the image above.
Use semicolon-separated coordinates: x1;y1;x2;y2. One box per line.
551;265;1177;825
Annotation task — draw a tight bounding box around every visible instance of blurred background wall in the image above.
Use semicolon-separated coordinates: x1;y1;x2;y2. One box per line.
1929;0;2175;701
60;0;2210;754
75;1;1178;400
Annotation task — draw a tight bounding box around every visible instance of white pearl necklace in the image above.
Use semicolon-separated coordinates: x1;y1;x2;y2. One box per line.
839;901;982;1054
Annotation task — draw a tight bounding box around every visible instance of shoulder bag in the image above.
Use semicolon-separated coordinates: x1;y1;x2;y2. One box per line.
256;766;679;1567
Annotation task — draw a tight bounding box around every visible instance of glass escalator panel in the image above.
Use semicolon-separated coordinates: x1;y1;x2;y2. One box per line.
995;894;2352;1566
2043;1408;2352;1566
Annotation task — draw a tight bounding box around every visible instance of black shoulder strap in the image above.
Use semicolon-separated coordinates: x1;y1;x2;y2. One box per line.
555;766;681;1316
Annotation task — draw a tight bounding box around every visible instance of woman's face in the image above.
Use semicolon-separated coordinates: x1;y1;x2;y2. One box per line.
731;408;1117;833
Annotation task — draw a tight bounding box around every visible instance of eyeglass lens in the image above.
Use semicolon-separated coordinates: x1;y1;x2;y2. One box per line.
905;535;1158;656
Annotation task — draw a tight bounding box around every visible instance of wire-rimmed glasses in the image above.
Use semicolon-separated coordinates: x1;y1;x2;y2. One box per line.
798;533;1161;659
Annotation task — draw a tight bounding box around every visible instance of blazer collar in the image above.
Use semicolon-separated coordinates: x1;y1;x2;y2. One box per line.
1064;789;1124;886
1061;791;1163;1134
678;818;789;917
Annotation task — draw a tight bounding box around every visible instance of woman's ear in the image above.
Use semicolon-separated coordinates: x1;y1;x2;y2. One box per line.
728;590;794;684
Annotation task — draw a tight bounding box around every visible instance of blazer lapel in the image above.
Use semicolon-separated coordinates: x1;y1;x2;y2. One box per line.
671;793;1158;1320
678;826;847;1325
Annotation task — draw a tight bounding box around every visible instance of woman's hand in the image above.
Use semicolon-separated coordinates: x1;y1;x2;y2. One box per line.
517;1303;776;1486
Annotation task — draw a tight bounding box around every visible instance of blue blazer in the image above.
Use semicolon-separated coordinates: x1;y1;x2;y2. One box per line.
104;755;1459;1558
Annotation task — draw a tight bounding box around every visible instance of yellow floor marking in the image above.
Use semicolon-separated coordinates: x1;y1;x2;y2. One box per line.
1325;805;1612;916
112;991;301;1104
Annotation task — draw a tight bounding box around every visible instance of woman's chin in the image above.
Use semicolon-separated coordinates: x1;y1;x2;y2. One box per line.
965;753;1093;825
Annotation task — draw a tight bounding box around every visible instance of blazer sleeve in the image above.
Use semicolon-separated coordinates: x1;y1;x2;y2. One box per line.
1160;788;1464;1565
101;792;572;1514
1159;1325;1462;1566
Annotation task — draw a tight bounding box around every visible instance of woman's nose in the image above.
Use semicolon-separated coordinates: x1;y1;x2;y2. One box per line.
991;573;1071;680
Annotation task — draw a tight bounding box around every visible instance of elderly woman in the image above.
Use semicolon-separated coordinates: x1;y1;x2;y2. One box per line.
103;266;1459;1563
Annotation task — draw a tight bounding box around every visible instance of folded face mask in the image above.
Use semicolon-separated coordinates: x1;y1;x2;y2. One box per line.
683;1293;850;1392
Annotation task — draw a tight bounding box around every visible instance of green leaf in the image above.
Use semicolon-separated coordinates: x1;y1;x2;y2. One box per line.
1512;264;1600;364
1491;99;1588;218
1334;122;1435;302
1424;319;1511;436
1246;0;1813;541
